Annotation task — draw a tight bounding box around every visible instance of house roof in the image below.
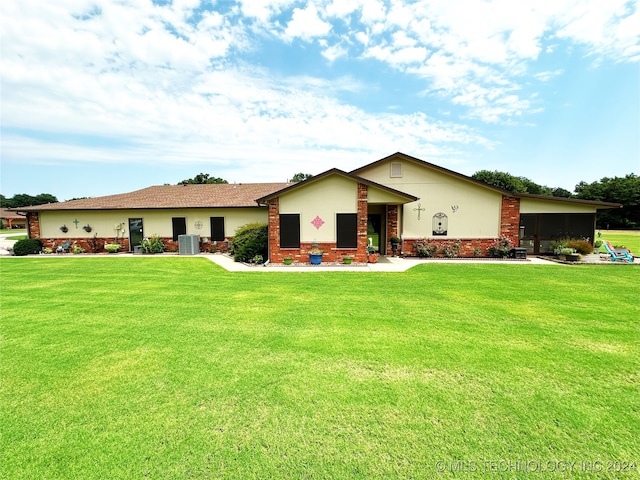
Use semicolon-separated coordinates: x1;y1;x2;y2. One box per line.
0;208;26;219
12;183;293;212
352;152;622;209
255;168;419;204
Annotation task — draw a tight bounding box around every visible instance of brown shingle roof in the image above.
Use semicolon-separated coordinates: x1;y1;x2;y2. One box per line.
13;183;292;211
0;208;26;219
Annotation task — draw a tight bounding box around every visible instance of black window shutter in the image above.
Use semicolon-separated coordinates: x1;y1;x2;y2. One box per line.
280;214;300;248
172;217;186;241
336;213;357;248
210;217;225;241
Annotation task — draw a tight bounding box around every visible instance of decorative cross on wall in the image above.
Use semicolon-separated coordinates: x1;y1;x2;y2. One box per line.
413;203;425;220
73;218;80;229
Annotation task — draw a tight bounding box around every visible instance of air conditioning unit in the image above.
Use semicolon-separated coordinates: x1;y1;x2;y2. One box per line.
178;234;200;255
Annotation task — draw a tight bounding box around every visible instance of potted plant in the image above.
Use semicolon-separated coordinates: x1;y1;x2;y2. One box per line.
560;247;580;262
309;247;323;265
367;246;379;263
594;240;603;252
390;236;401;256
283;256;293;265
104;243;121;253
343;255;353;265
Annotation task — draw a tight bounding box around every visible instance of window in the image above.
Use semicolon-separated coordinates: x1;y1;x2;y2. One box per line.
390;162;402;178
210;217;225;241
280;214;300;248
172;217;186;241
337;213;357;248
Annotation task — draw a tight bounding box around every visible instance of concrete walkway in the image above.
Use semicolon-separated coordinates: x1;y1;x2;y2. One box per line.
203;254;561;272
0;233;22;255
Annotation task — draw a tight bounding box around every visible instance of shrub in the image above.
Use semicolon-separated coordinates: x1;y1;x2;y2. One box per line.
141;235;165;254
104;243;121;253
413;239;437;257
12;239;43;256
72;244;85;254
231;223;267;262
567;239;594;255
473;247;483;258
439;240;461;258
488;236;514;258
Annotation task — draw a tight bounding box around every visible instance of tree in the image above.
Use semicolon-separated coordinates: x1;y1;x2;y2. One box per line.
179;173;228;185
471;170;528;193
290;173;313;182
472;170;573;198
551;187;573;198
0;193;59;208
575;174;639;229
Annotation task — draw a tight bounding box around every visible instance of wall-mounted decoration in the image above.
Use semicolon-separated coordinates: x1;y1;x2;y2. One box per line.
451;205;459;213
311;215;325;229
413;203;426;220
60;225;68;233
194;220;203;230
73;218;80;229
83;225;92;232
432;212;448;236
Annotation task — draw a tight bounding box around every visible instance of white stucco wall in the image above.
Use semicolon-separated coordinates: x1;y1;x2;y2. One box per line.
520;198;597;214
279;175;358;242
358;159;502;238
39;208;268;239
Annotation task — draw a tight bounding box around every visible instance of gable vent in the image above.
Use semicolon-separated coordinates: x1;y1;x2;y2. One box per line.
390;162;402;178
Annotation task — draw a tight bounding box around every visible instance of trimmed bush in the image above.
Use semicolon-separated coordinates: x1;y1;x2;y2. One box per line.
231;223;267;262
567;239;594;255
12;239;43;256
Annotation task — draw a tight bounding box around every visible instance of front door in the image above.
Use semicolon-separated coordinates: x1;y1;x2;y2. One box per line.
129;218;143;251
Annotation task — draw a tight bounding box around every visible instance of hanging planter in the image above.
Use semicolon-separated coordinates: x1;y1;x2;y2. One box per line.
83;225;92;233
60;225;68;233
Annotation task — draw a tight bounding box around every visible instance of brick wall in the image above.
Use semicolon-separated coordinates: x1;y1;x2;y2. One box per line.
27;212;40;239
500;195;521;245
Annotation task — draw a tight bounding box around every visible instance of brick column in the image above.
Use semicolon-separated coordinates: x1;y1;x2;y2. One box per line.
386;205;399;253
357;184;368;262
500;195;520;245
268;198;281;262
27;212;40;239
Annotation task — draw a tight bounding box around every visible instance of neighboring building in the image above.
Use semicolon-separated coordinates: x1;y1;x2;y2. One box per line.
0;208;27;229
12;152;620;259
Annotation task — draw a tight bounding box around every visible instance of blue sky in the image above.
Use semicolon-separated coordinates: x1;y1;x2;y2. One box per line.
1;0;638;201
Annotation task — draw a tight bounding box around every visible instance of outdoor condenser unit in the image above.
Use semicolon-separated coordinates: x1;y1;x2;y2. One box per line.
178;234;200;255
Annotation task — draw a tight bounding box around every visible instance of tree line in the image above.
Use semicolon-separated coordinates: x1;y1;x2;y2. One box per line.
471;170;639;229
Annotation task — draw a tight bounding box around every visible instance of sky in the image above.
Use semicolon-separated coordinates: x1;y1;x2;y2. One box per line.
1;0;639;201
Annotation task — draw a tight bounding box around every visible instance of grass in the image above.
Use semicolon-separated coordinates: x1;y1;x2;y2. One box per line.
598;230;640;254
1;258;639;479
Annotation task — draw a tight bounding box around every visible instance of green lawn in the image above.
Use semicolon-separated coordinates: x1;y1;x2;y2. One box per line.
1;258;639;479
598;230;640;254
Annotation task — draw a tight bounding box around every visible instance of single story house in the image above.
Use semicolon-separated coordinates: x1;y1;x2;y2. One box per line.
13;152;620;260
0;208;27;230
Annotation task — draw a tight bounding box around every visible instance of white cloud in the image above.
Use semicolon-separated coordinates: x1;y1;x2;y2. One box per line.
284;4;332;41
0;0;637;194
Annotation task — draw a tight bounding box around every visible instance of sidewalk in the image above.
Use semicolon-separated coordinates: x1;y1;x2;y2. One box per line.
203;254;560;272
